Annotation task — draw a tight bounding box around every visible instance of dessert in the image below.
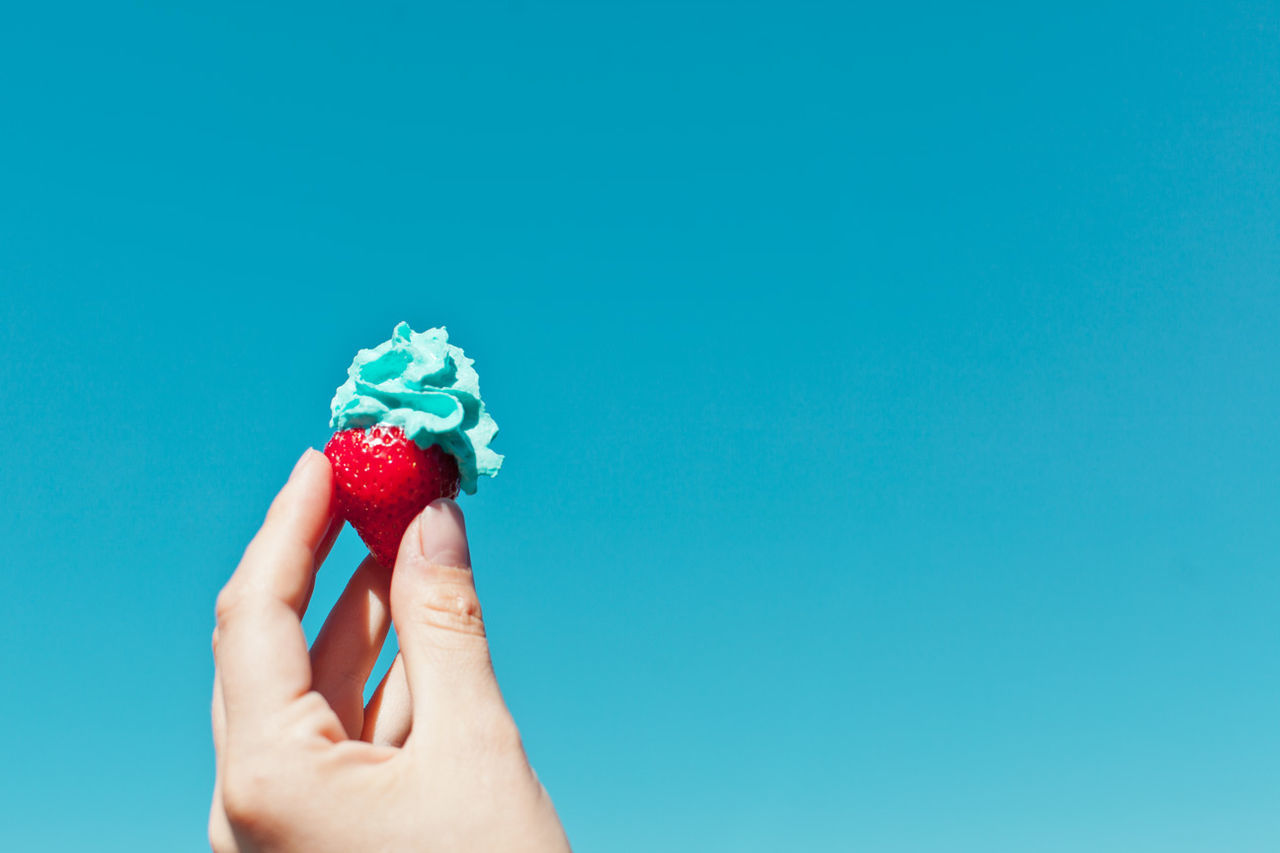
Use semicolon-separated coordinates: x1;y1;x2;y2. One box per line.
323;322;502;567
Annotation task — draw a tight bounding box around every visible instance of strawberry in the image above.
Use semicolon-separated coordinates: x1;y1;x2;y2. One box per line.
324;425;461;568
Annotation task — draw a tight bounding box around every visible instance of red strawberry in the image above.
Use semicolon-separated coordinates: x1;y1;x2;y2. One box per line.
324;425;461;568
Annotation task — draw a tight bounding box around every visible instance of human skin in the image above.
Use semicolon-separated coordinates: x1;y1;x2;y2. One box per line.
209;449;571;852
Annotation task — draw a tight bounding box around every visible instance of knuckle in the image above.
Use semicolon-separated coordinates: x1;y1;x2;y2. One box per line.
413;582;486;638
288;691;347;742
295;690;337;727
214;588;239;625
221;761;280;834
296;689;329;714
208;814;236;853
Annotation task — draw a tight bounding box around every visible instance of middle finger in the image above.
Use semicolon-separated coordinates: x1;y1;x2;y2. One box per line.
310;555;393;737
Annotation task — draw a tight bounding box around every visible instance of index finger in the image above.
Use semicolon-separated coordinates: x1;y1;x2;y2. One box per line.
214;449;335;731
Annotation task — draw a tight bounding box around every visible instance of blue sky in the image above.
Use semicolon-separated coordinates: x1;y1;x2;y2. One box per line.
2;2;1279;850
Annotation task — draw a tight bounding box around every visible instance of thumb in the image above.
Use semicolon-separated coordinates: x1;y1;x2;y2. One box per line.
390;499;503;726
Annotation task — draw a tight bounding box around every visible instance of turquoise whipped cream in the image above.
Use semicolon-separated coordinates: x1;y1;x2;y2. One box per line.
330;322;503;494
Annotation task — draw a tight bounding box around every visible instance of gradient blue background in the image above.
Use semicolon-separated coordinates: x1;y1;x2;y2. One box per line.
3;2;1279;850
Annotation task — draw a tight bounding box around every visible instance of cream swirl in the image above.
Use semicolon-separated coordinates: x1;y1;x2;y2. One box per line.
329;322;502;494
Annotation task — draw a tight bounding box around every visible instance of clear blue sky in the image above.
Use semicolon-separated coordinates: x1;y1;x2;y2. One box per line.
2;2;1278;850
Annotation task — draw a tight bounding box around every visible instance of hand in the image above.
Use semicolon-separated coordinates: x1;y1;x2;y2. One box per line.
209;449;570;852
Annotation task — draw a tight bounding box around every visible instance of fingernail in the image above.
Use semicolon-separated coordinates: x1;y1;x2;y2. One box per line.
417;499;470;566
289;448;316;481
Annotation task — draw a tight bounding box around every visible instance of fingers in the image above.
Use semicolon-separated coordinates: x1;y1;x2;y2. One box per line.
214;449;335;732
362;653;413;746
390;500;505;729
310;556;393;737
